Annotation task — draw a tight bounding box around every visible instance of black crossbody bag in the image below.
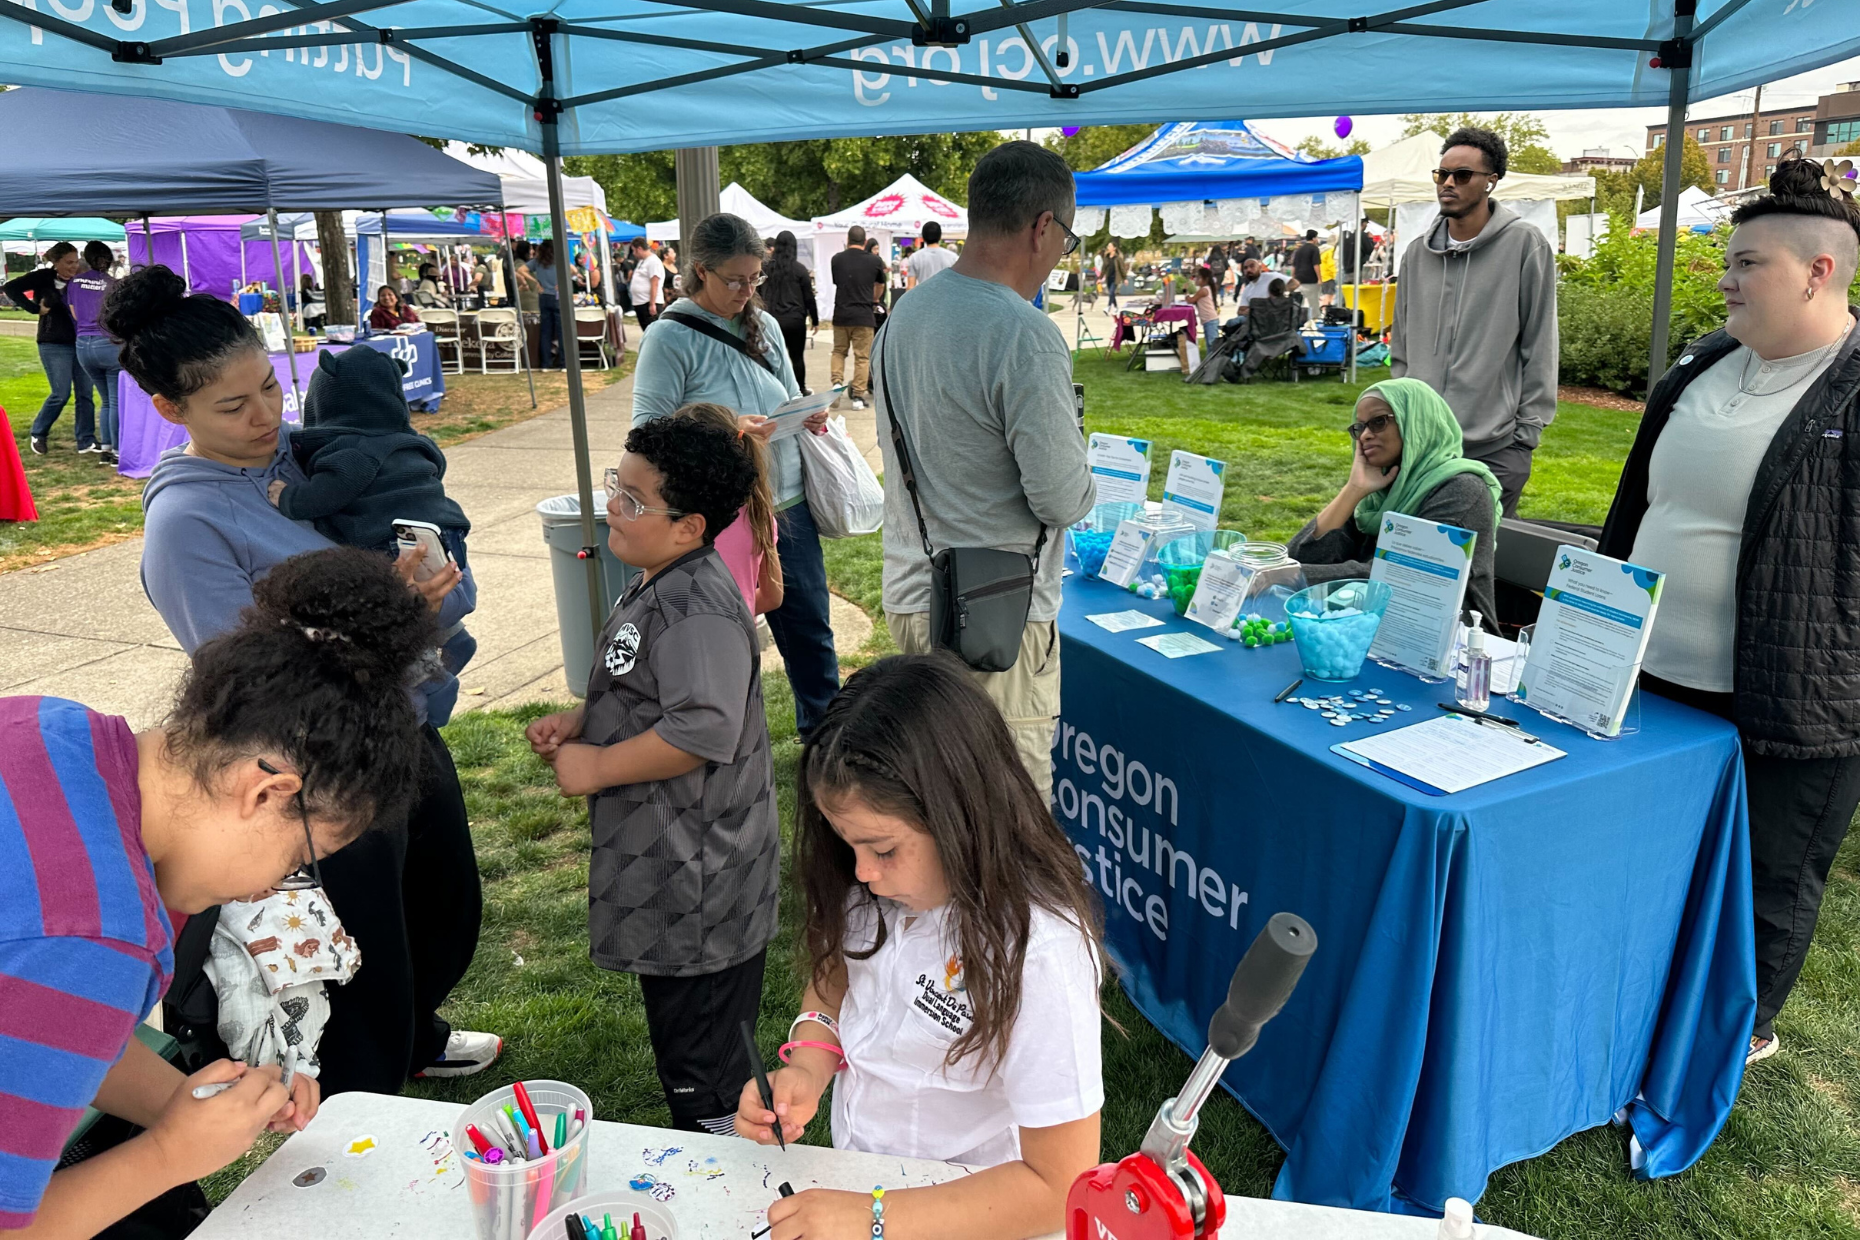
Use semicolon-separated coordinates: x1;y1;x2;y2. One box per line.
662;309;778;374
879;335;1044;673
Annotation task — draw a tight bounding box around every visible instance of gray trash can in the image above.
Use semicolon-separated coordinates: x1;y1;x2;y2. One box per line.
537;494;638;697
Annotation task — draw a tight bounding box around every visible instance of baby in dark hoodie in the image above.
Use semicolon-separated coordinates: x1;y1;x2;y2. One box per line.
268;345;477;672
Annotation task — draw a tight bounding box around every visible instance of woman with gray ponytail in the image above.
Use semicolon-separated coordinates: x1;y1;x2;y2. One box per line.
633;212;840;738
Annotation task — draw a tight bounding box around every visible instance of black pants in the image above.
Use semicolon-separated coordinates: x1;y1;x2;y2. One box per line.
776;314;809;392
315;726;484;1093
538;297;563;368
638;947;767;1131
1466;438;1534;519
635;305;658;334
1641;674;1860;1041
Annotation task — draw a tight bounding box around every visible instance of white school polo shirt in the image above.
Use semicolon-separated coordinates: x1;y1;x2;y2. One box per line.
829;899;1104;1168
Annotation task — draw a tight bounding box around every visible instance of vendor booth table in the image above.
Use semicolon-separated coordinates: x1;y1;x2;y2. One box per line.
1111;303;1199;351
115;332;445;478
193;1092;1544;1240
1051;572;1752;1214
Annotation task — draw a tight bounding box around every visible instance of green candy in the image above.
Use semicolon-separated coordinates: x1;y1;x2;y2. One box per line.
1244;636;1259;648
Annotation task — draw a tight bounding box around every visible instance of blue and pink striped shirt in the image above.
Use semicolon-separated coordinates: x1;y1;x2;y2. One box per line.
0;696;172;1231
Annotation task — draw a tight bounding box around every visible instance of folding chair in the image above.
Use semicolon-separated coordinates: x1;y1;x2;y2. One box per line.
421;309;464;374
574;307;611;370
475;308;522;374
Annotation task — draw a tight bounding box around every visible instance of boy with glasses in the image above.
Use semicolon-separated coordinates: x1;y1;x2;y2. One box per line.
1390;125;1559;517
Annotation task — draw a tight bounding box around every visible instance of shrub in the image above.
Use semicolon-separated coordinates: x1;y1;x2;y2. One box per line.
1558;212;1728;395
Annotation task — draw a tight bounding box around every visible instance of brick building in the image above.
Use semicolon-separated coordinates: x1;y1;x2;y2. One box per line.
1645;81;1860;191
1563;148;1637;175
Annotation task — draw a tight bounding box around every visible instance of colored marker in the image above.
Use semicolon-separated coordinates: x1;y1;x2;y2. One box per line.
602;1212;618;1240
527;1130;542;1159
483;1147;505;1165
740;1021;786;1151
582;1214;599;1237
556;1111;568;1150
566;1216;586;1240
464;1124;494;1156
191;1081;235;1099
632;1213;643;1240
513;1081;548;1152
464;1150;480;1162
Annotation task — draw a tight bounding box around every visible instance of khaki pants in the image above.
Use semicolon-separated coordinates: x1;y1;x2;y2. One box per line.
886;611;1060;805
831;324;875;399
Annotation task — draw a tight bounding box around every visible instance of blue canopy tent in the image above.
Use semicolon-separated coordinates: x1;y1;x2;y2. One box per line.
1075;120;1361;208
0;216;127;245
1;0;1856;785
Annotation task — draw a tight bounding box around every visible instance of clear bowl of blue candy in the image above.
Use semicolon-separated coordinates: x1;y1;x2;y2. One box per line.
1285;579;1392;682
1069;501;1144;579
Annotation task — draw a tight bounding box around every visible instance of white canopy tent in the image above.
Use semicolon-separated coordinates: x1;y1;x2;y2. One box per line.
442;143;607;215
1636;185;1729;232
810;173;968;321
647;182;820;270
1358;134;1596;209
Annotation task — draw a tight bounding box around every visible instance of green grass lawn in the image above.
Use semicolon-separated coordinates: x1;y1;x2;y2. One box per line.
301;351;1858;1240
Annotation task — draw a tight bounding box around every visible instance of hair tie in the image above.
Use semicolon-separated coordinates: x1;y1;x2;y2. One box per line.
1822;159;1857;203
291;620;350;643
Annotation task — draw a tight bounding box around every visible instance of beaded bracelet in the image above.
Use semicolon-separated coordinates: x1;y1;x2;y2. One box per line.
779;1039;848;1071
789;1010;841;1041
870;1187;885;1239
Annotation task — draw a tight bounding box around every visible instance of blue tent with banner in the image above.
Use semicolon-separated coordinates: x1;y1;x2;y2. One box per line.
1074;120;1361;206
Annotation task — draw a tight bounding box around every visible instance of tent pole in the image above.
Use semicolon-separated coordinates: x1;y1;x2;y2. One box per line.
496;198;537;409
1348;208;1362;384
544;143;606;649
139;216;152;272
267;208;302;417
179;231;191;291
1648;1;1697;387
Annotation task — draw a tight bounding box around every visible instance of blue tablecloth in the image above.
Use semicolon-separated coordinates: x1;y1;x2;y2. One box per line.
1052;571;1753;1213
116;331;445;478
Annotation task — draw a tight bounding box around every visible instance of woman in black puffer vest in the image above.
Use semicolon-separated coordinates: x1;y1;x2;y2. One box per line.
1598;152;1860;1067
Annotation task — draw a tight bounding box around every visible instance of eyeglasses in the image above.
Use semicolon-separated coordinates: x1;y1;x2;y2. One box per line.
1431;167;1490;186
712;271;767;293
1347;412;1397;439
603;467;687;522
1052;214;1081;257
258;758;324;893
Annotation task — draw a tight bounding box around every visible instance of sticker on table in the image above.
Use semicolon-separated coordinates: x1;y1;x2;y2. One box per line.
344;1136;379;1158
293;1167;327;1188
1135;632;1223;659
1087;609;1166;633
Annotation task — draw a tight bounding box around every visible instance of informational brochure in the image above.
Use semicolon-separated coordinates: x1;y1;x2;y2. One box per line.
763;388;842;441
1160;450;1226;533
1334;713;1565;796
1515;546;1665;738
1087;434;1153;506
1097;519;1157;589
1087;610;1166;633
1367;514;1476;679
1136;631;1224;659
1184;550;1247;634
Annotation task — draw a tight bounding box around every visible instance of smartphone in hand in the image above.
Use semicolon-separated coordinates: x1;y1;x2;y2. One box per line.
393;519;452;582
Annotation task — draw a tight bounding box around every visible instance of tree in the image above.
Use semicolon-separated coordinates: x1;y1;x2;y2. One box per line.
1836;139;1860;158
1399;112;1562;175
1044;125;1154;173
315;210;355;327
1294;135;1371;160
1623;135;1714;211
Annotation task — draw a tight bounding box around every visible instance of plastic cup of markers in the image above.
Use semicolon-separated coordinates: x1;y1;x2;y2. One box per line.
454;1080;593;1240
1285;579;1391;682
527;1192;679;1240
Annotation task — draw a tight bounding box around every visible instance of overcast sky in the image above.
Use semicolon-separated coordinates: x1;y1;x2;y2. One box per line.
1247;55;1860;161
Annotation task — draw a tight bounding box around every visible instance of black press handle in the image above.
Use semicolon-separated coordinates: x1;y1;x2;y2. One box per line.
1207;912;1317;1061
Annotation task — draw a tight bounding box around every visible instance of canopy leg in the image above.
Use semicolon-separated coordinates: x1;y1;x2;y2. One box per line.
498;207;537;409
546;152;606;649
267;208;302;419
1648;3;1696;387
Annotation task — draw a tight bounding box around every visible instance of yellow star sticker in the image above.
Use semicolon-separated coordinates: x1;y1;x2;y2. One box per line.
345;1137;378;1157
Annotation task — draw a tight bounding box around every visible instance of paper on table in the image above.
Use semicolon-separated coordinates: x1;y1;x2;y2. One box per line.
1366;513;1474;678
1516;546;1664;737
763;389;841;440
1088;610;1167;633
1160;449;1226;533
1087;433;1152;506
1334;713;1564;795
1185;550;1247;633
1136;631;1223;659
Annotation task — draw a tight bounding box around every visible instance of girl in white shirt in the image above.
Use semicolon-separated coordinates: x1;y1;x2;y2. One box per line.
736;653;1106;1240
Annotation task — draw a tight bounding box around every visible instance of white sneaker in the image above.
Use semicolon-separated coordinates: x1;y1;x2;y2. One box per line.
415;1030;504;1078
851;398;868;410
1746;1033;1780;1066
78;443;103;454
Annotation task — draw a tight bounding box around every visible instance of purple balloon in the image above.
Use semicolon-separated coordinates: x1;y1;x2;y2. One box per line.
1062;126;1081;138
1334;116;1353;140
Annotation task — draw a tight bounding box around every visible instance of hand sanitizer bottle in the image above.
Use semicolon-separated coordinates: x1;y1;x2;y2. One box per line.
1457;613;1491;713
1438;1198;1476;1239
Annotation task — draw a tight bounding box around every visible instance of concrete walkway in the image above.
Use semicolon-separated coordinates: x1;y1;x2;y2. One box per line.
0;327;898;729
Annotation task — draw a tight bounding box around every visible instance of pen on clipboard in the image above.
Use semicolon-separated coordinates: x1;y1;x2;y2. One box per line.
1437;703;1540;745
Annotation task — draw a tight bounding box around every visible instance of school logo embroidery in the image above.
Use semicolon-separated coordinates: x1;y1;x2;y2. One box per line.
912;969;973;1035
942;953;966;993
604;623;641;675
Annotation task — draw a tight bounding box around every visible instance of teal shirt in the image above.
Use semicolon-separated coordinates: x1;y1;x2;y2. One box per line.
630;299;805;505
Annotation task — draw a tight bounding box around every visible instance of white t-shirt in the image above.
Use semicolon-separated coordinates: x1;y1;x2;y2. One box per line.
906;245;958;287
630;253;665;307
830;899;1103;1168
1238;274;1276;305
1631;326;1851;691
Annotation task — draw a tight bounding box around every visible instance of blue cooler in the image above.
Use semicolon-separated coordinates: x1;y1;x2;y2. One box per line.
1299;325;1353;368
238;292;264;315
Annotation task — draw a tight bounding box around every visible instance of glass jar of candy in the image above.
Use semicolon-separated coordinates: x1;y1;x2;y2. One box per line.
1228;542;1309;630
1068;501;1145;579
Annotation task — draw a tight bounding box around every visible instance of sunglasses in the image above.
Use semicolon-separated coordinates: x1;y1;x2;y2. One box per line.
1431;167;1492;187
1348;412;1397;439
603;467;687;522
258;758;324;893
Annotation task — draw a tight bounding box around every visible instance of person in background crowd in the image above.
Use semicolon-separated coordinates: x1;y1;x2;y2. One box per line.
531;240;563;368
115;266;499;1094
69;240;123;466
1101;241;1125;310
5;241;96;457
414;263;447;308
1240;235;1262;263
762;230;820;393
0;548;439;1238
1205;243;1229;307
1598;153;1860;1068
1292;229;1323;323
1289;378;1501;623
662;243;681;297
1189;267;1219;343
830;225;886;411
1236;256;1275;307
631;213;840;739
1390;126;1557;519
369;284;420;331
866;236;891;333
873;140;1094;802
906;221;959;293
630;237;665;332
511;239;543;317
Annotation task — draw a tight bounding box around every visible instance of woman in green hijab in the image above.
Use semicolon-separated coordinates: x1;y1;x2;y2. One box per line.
1287;377;1504;623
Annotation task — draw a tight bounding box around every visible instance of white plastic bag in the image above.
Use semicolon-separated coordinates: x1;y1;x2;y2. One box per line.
799;416;885;538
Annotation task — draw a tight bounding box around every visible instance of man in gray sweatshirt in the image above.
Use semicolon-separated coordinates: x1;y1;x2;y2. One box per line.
1391;127;1558;517
873;141;1094;803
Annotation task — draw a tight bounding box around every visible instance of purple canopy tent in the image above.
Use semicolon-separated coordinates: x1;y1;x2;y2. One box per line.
126;216;315;301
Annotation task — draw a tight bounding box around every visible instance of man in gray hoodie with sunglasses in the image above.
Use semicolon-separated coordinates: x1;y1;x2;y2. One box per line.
1391;126;1558;518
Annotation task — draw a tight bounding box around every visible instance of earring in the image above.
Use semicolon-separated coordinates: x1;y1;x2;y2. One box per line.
1806;286;1816;302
